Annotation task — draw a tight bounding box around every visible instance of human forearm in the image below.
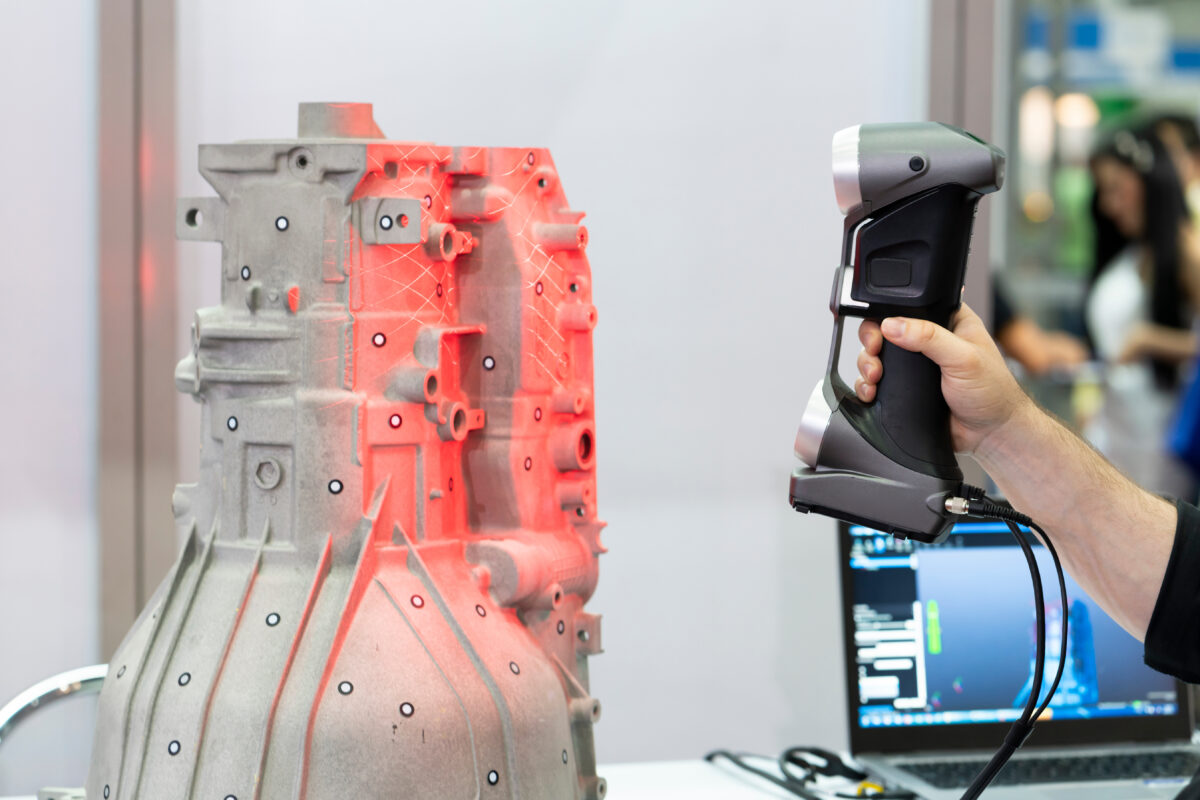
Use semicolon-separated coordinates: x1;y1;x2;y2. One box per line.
973;400;1177;640
1120;323;1197;364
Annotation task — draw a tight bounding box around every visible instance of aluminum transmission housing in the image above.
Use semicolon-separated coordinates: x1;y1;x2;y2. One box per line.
84;102;606;800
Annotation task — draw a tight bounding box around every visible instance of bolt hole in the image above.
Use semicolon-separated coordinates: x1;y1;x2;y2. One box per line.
578;430;593;463
426;374;439;396
384;161;398;179
398;213;409;228
569;282;579;293
578;629;590;643
297;155;308;168
186;208;202;228
538;177;547;188
442;230;454;256
453;408;467;434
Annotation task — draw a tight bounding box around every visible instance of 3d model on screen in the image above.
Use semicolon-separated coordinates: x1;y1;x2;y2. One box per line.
84;102;606;800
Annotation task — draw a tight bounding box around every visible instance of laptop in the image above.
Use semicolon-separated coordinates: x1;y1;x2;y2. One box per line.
840;519;1200;799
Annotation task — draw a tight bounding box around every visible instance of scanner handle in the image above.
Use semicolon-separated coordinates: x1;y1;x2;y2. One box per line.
835;183;981;477
874;330;959;469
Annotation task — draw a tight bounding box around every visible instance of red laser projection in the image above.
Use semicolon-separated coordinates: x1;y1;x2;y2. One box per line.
85;103;606;800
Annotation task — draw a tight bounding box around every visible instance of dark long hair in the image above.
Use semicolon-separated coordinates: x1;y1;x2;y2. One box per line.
1089;126;1191;384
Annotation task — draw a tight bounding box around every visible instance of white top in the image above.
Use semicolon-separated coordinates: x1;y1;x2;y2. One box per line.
1087;246;1147;364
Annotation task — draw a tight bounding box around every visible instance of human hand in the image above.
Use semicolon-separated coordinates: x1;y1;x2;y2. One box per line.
996;319;1088;376
1041;331;1090;371
855;303;1033;455
1116;322;1155;364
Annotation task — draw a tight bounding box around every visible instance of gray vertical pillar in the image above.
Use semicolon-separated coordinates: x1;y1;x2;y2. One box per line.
98;0;177;659
929;0;1002;330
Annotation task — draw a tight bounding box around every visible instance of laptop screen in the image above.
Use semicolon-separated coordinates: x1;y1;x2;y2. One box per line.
842;520;1192;753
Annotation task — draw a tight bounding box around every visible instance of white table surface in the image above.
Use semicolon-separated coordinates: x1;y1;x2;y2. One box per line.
3;760;801;799
602;759;801;798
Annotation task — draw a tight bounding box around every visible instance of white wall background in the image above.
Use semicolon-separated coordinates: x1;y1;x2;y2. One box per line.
175;0;931;766
0;0;100;794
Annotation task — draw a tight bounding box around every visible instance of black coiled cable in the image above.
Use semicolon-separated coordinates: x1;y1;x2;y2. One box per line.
956;490;1069;800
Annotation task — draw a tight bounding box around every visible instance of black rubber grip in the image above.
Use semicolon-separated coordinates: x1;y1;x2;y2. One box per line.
873;337;959;470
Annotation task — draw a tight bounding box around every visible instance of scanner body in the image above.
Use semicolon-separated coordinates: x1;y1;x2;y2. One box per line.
790;122;1005;543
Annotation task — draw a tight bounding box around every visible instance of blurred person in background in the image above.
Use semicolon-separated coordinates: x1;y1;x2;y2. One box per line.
1085;124;1200;498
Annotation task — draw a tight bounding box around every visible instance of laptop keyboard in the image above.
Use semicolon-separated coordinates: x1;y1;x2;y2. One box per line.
894;749;1200;789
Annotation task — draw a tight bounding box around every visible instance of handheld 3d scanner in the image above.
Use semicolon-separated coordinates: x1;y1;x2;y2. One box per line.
790;122;1005;543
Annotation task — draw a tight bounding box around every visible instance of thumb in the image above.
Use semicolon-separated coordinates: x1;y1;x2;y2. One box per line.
880;316;979;375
